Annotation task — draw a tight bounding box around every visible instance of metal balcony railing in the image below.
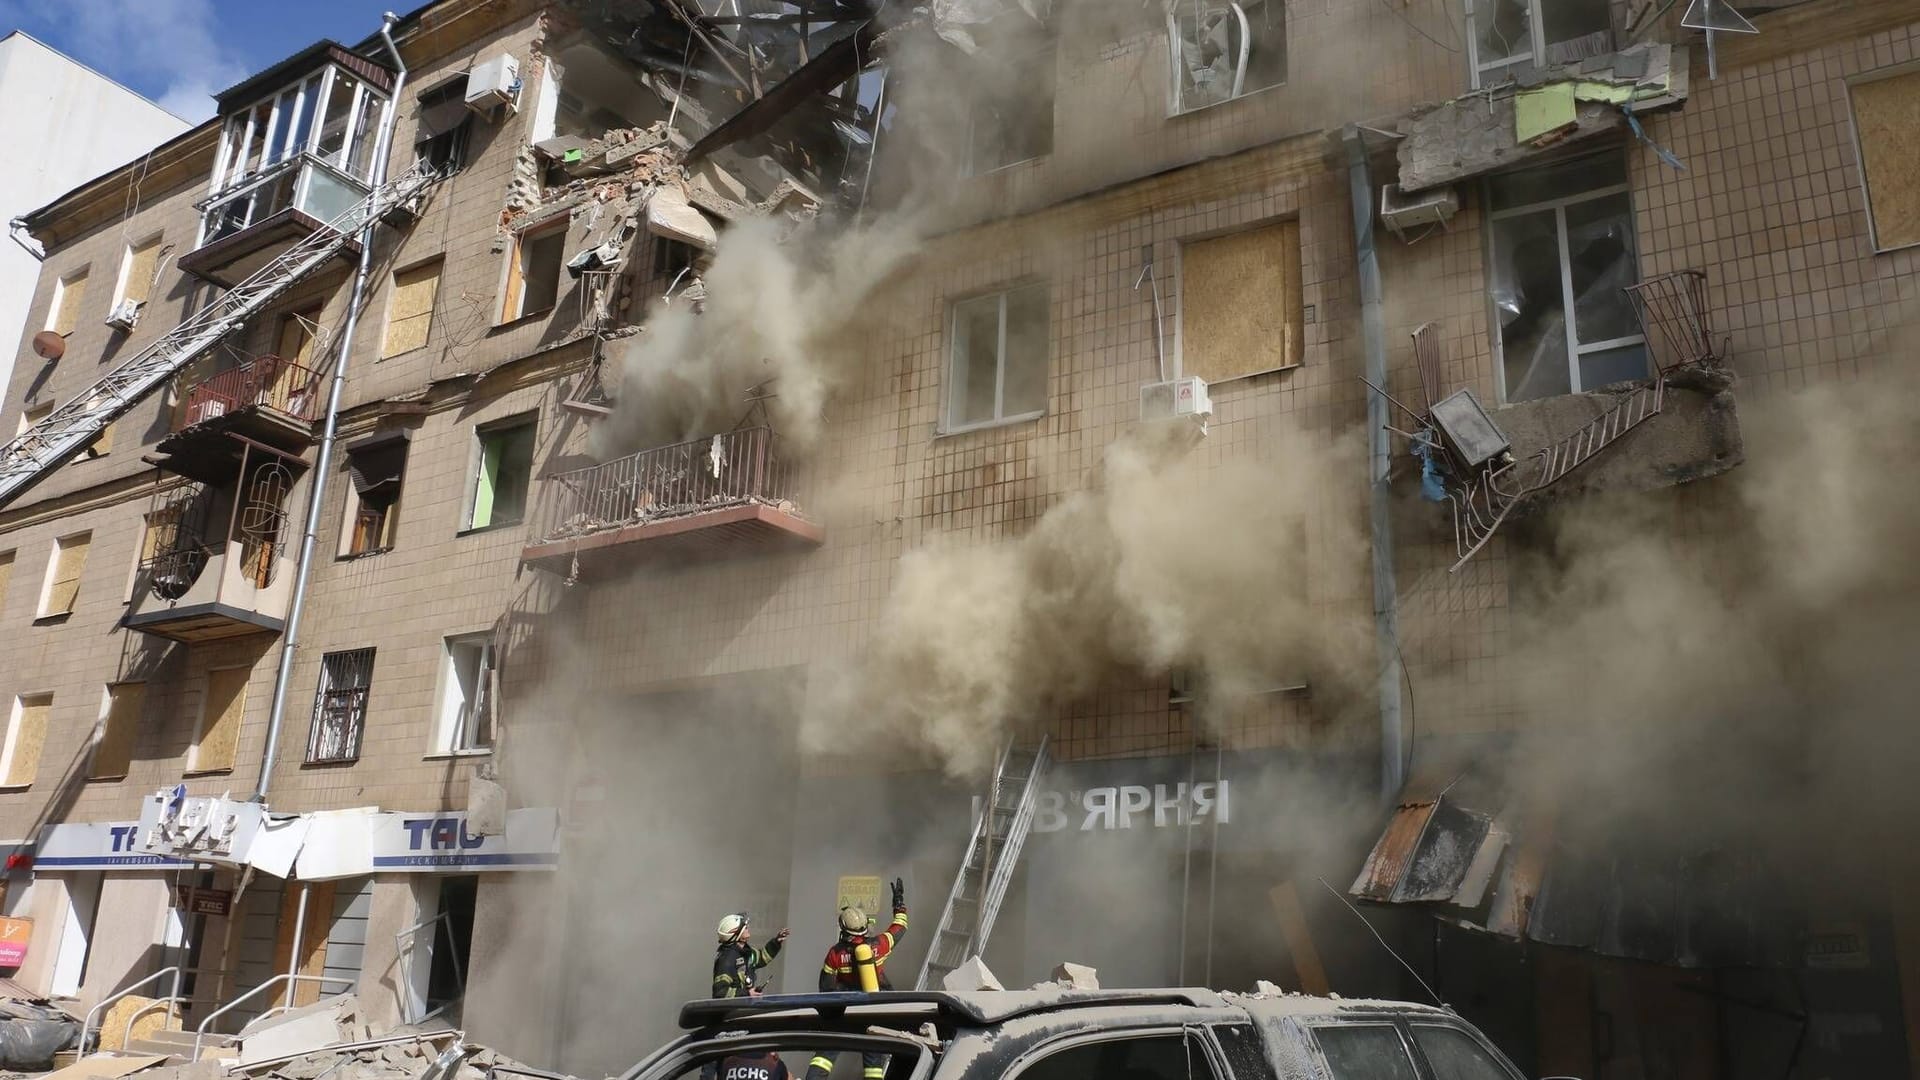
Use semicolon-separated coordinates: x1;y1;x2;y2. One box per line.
529;426;802;545
177;355;325;430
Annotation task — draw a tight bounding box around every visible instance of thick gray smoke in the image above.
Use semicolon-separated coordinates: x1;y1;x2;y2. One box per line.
803;421;1372;778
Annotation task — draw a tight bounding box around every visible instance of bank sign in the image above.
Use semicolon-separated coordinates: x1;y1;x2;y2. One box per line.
35;821;199;870
369;808;560;871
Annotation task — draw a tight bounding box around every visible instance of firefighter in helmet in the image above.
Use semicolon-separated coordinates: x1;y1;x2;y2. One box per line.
713;912;790;999
804;879;907;1080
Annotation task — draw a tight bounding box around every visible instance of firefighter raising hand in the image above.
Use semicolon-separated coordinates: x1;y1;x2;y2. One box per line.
889;878;904;911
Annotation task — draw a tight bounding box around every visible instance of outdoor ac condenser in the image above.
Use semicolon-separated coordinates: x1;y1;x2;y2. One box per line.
1380;183;1460;241
1140;376;1213;422
465;54;520;113
105;299;141;333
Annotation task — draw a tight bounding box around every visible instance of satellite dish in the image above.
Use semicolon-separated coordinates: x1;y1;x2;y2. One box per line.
31;331;64;361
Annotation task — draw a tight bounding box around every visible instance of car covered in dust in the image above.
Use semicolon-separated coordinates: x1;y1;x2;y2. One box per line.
623;989;1549;1080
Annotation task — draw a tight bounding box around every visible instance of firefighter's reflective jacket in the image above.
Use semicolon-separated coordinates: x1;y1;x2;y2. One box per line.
713;938;783;998
817;906;908;991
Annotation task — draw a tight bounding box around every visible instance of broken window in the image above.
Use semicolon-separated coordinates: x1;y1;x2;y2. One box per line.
1179;219;1304;383
467;415;537;530
340;432;408;557
652;237;699;288
307;648;375;765
1466;0;1613;87
1846;64;1920;252
1486;152;1647;403
414;78;473;175
502;220;567;321
1168;0;1286;113
946;284;1049;431
966;19;1056;173
17;401;51;437
435;633;495;754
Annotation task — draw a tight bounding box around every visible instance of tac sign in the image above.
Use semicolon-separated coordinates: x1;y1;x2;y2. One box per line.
836;875;882;918
173;886;232;917
0;917;29;967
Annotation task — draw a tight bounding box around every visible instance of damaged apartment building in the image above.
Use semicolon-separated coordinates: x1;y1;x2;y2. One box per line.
0;0;1917;1077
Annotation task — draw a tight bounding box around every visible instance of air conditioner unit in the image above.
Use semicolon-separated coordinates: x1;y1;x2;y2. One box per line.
465;54;520;114
1140;376;1213;422
1380;183;1460;241
105;299;141;333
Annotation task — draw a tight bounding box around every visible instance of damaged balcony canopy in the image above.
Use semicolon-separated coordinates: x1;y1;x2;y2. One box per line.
1351;757;1802;972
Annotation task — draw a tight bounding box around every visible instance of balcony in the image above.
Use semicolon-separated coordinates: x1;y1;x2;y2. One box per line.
522;426;822;574
176;154;368;287
125;469;298;642
178;53;392;287
152;356;324;485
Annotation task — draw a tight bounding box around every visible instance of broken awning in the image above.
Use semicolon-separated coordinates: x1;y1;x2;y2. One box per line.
132;792;560;879
345;430;408;498
1350;761;1800;969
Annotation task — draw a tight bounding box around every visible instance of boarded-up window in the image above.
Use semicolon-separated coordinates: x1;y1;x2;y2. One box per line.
192;666;250;773
91;683;145;780
1849;65;1920;252
17;401;51;437
79;421;113;461
48;270;88;336
40;532;90;617
1179;220;1304;383
3;695;51;788
271;879;337;1007
0;551;12;614
119;236;163;307
382;259;442;358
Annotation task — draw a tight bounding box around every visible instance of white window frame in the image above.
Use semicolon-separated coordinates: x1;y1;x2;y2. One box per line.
0;694;51;790
1165;0;1286;116
1463;0;1615;89
111;233;164;311
1486;173;1646;402
431;632;496;756
941;283;1050;434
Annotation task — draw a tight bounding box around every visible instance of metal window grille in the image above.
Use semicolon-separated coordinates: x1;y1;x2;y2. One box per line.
307;647;375;763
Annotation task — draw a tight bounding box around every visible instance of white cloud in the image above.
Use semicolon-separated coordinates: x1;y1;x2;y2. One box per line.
4;0;249;121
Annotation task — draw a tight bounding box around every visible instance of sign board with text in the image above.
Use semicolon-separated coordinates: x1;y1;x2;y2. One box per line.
369;808;560;871
37;821;198;870
836;875;882;918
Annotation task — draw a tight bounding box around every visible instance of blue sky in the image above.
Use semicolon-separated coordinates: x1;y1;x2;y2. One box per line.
0;0;401;122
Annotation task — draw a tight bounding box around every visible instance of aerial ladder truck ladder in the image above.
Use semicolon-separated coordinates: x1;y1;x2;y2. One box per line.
0;162;444;513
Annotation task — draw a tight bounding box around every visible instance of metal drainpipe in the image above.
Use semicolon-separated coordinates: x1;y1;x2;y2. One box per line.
252;13;410;801
1342;125;1406;800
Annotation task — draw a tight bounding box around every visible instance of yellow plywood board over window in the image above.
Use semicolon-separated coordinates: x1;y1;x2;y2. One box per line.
194;667;249;773
0;551;12;614
1180;219;1304;384
383;260;442;358
1852;67;1920;251
91;683;144;780
44;534;89;616
123;238;161;306
6;696;50;788
51;272;88;336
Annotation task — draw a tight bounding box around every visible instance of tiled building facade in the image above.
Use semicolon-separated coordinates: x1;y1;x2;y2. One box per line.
0;0;1917;1077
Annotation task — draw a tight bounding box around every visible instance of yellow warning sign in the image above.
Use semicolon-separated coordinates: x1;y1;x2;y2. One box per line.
836;875;882;917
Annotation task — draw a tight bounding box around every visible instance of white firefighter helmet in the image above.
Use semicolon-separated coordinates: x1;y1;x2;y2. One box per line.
838;906;871;935
717;912;749;942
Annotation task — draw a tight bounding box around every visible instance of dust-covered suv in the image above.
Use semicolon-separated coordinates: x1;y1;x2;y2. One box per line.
626;989;1546;1080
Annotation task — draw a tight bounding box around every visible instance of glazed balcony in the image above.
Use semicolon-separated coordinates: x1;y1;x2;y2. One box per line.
152;356;324;485
177;155;369;287
522;426;822;575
